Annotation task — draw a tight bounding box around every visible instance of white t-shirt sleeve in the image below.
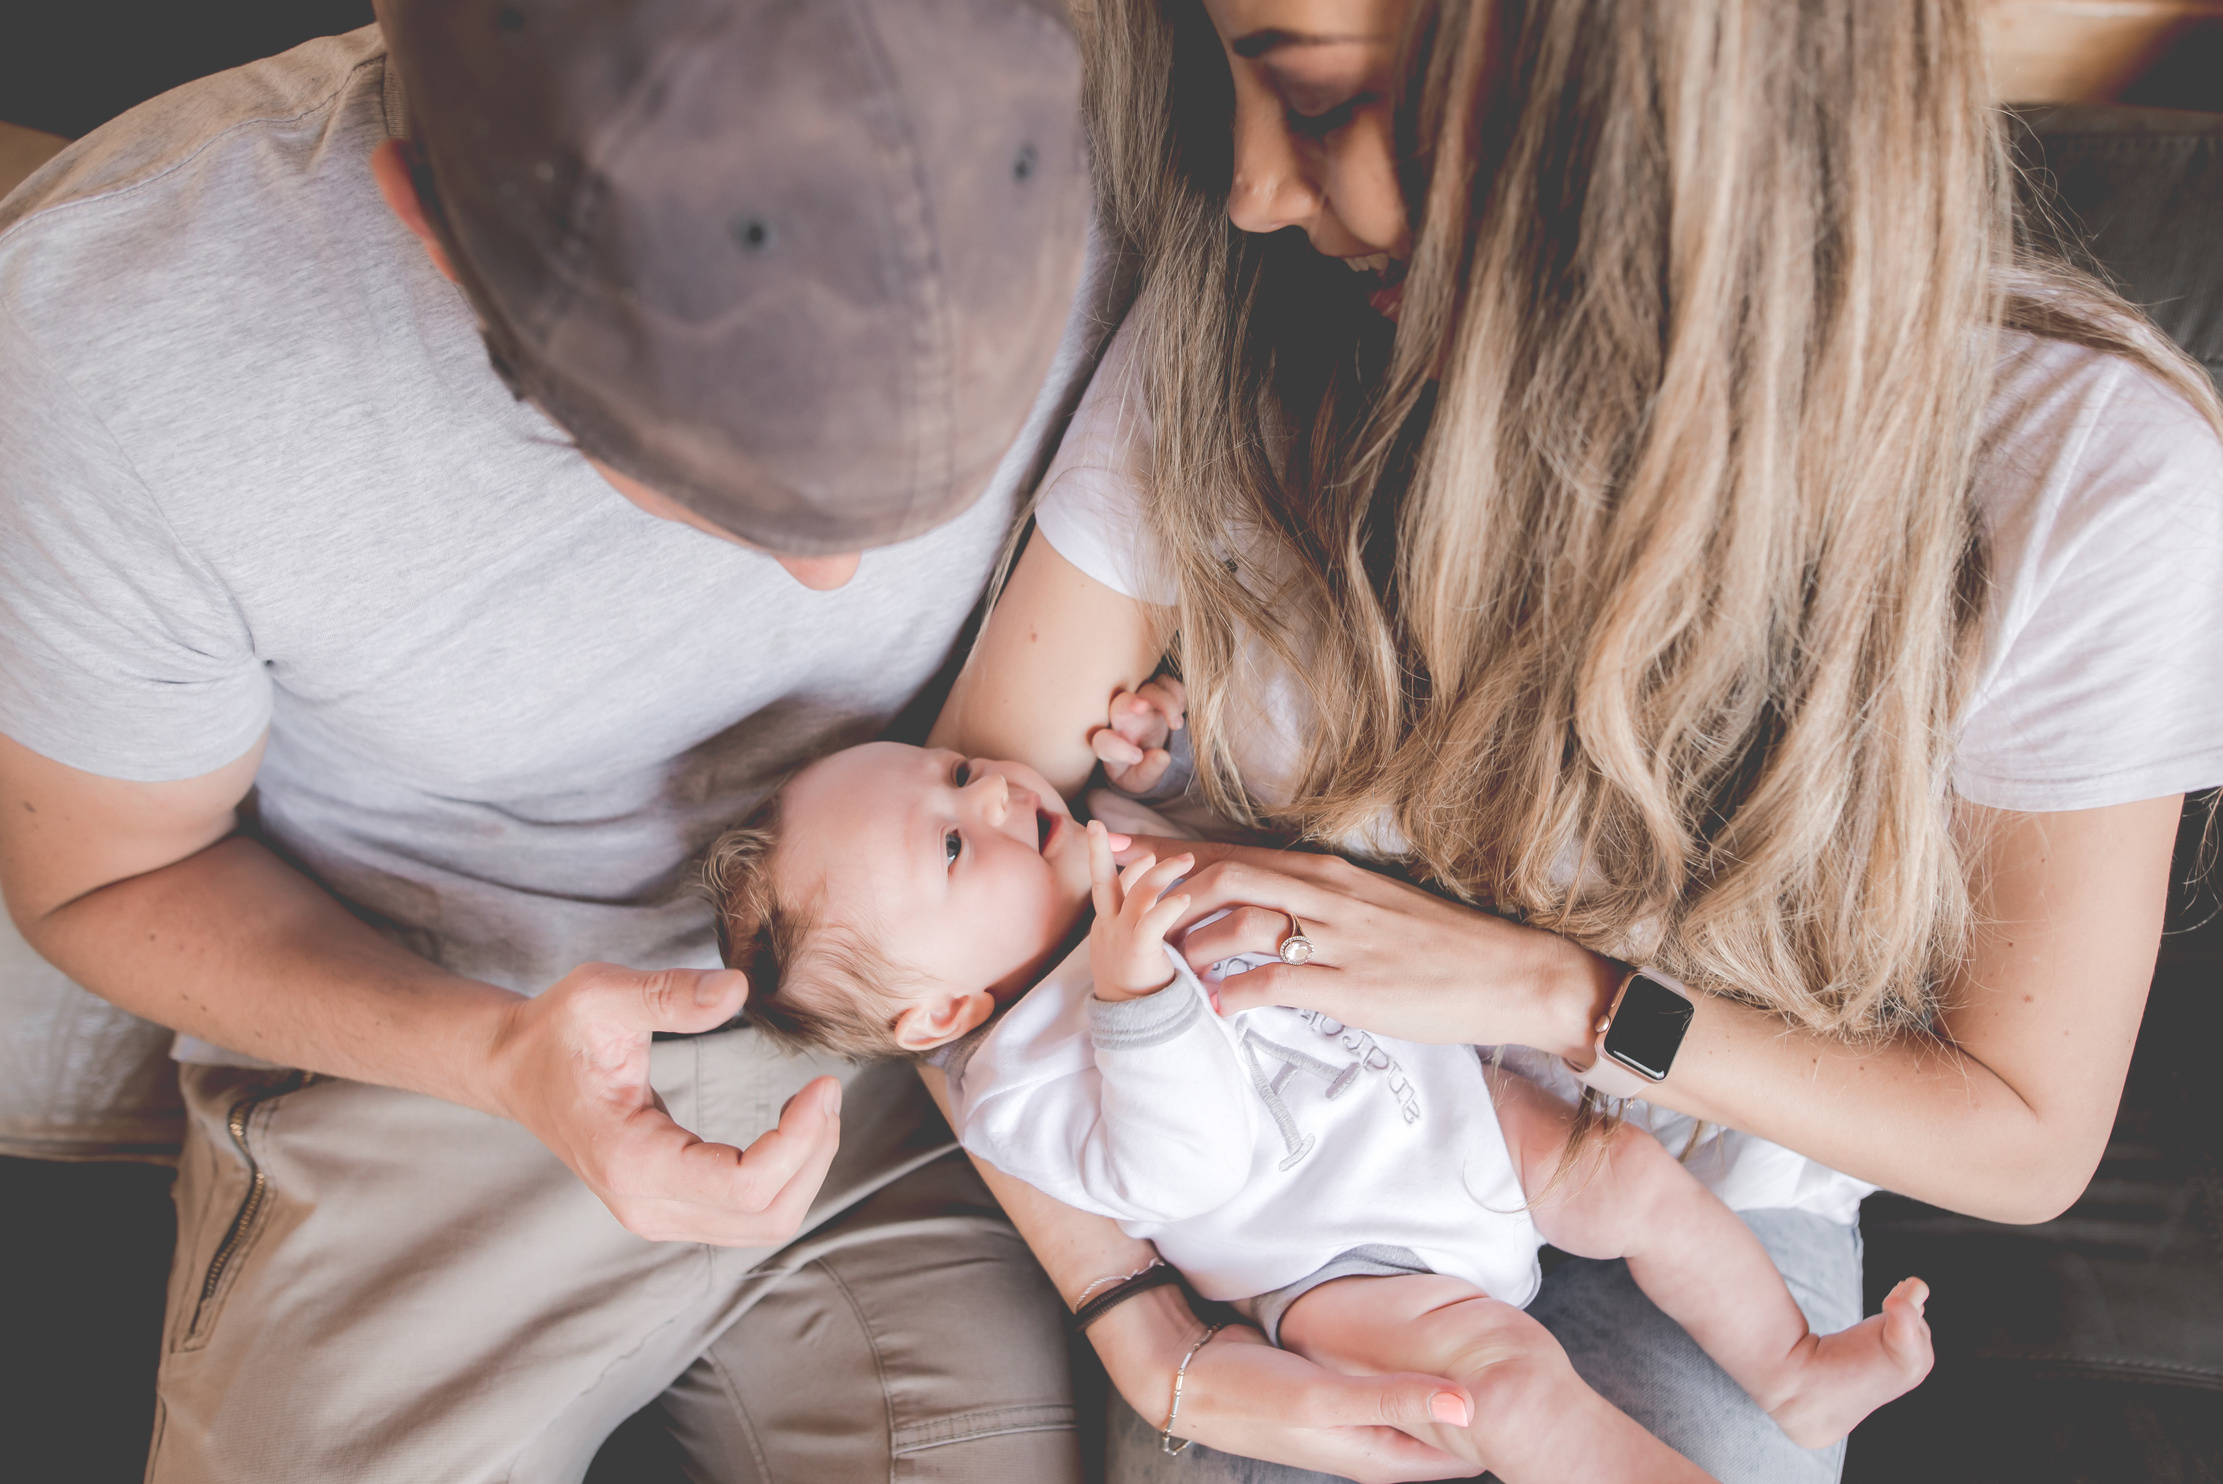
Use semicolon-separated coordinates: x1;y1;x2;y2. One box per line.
1955;337;2223;811
0;301;271;781
1032;316;1177;605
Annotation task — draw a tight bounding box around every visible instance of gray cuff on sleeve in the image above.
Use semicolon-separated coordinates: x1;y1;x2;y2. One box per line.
1089;983;1201;1050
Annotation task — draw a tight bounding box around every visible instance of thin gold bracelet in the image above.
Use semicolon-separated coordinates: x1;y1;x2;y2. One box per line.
1160;1323;1222;1455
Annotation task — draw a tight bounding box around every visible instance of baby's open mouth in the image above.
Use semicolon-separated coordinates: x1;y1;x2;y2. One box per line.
1037;809;1060;852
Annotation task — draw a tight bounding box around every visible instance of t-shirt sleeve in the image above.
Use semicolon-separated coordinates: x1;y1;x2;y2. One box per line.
1031;315;1178;605
0;302;270;780
1954;339;2223;812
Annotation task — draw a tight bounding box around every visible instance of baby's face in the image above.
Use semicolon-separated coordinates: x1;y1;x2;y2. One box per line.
776;741;1093;1016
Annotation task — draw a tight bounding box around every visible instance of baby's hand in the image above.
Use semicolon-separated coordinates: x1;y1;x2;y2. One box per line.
1087;819;1194;1002
1089;675;1187;795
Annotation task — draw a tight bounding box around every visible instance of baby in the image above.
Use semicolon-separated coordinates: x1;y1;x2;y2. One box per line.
702;717;1934;1481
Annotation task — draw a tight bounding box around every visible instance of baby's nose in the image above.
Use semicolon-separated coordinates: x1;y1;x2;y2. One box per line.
970;766;1010;818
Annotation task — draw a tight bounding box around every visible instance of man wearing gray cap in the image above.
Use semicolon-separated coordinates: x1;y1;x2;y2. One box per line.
0;1;1103;1477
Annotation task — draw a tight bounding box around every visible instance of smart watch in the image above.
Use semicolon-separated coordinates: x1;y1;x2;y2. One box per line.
1577;962;1696;1099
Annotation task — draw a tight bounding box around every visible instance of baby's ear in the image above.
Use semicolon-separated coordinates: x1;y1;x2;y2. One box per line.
892;990;997;1051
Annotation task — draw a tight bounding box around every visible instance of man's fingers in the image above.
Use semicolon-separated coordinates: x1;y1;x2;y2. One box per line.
605;1074;841;1225
593;964;748;1036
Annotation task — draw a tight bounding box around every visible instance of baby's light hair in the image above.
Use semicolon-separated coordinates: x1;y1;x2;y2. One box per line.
700;789;923;1062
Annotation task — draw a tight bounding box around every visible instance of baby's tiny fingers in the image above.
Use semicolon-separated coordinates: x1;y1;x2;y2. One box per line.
1131;850;1194;903
1138;893;1192;942
1090;727;1146;767
1116;853;1159;897
1138;676;1187;729
1087;821;1123;920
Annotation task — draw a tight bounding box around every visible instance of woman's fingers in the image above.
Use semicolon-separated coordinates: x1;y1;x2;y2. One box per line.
1178;903;1305;968
1176;1337;1473;1481
1212;961;1349;1018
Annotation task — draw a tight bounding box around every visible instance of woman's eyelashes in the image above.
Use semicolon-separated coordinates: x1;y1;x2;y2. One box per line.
1284;93;1372;140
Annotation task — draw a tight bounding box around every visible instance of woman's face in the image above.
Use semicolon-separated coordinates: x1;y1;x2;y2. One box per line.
1201;0;1412;309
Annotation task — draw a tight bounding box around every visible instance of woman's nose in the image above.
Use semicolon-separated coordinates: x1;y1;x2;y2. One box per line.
1227;98;1322;236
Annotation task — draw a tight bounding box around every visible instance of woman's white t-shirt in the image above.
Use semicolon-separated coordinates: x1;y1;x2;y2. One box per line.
1033;318;2223;1225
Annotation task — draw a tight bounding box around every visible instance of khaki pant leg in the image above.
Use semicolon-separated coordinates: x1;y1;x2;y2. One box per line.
147;1032;937;1484
663;1152;1085;1484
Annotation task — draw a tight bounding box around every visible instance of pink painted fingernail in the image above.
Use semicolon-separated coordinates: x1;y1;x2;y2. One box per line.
1430;1392;1471;1427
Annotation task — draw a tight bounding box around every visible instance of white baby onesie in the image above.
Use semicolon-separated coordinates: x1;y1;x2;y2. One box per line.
945;939;1544;1310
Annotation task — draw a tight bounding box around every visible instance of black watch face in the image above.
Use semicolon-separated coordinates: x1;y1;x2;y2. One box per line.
1602;975;1695;1081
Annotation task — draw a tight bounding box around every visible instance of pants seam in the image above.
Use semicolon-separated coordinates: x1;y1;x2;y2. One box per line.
705;1345;777;1484
817;1256;900;1484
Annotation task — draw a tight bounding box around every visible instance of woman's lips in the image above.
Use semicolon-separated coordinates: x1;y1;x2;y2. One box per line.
1340;251;1408;320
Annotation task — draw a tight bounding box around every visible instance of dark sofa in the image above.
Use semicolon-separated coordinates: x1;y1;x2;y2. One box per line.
1845;105;2223;1484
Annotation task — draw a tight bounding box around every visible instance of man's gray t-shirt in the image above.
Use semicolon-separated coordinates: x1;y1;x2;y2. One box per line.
0;28;1110;1060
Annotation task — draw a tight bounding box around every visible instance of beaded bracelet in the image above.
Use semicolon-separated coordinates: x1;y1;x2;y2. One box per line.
1160;1323;1222;1455
1069;1262;1184;1333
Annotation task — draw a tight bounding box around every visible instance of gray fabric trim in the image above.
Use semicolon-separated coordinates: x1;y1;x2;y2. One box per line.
1088;985;1200;1050
1246;1244;1434;1347
932;1018;996;1088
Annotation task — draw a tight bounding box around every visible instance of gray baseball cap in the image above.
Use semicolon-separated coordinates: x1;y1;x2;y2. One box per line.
379;0;1087;554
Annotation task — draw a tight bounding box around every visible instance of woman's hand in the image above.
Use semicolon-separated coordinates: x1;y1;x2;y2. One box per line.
1126;838;1619;1060
1088;1283;1476;1483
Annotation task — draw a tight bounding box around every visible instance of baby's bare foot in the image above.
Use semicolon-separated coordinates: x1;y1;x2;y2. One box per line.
1767;1278;1934;1448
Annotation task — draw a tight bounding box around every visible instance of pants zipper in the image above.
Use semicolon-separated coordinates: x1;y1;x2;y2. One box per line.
184;1072;311;1344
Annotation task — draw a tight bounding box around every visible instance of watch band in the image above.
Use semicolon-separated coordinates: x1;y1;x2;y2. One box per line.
1576;963;1695;1098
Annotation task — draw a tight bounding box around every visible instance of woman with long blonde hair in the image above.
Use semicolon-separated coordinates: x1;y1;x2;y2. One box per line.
929;0;2223;1478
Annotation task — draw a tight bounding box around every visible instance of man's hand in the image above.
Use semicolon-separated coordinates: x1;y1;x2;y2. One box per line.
1089;674;1187;794
482;962;843;1245
1087;820;1194;1002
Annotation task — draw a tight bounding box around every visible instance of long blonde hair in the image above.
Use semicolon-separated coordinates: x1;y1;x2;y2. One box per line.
1082;0;2223;1036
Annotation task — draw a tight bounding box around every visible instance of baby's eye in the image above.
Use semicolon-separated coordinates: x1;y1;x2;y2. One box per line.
943;828;962;867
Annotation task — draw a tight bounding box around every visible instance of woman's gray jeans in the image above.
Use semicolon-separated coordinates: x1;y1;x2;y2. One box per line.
1104;1207;1863;1484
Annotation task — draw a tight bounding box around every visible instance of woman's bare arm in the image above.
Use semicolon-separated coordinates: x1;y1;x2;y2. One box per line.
930;530;1169;795
1651;795;2177;1224
1176;793;2182;1225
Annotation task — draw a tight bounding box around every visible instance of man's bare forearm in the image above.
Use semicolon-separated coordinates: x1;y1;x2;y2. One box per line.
23;834;521;1113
